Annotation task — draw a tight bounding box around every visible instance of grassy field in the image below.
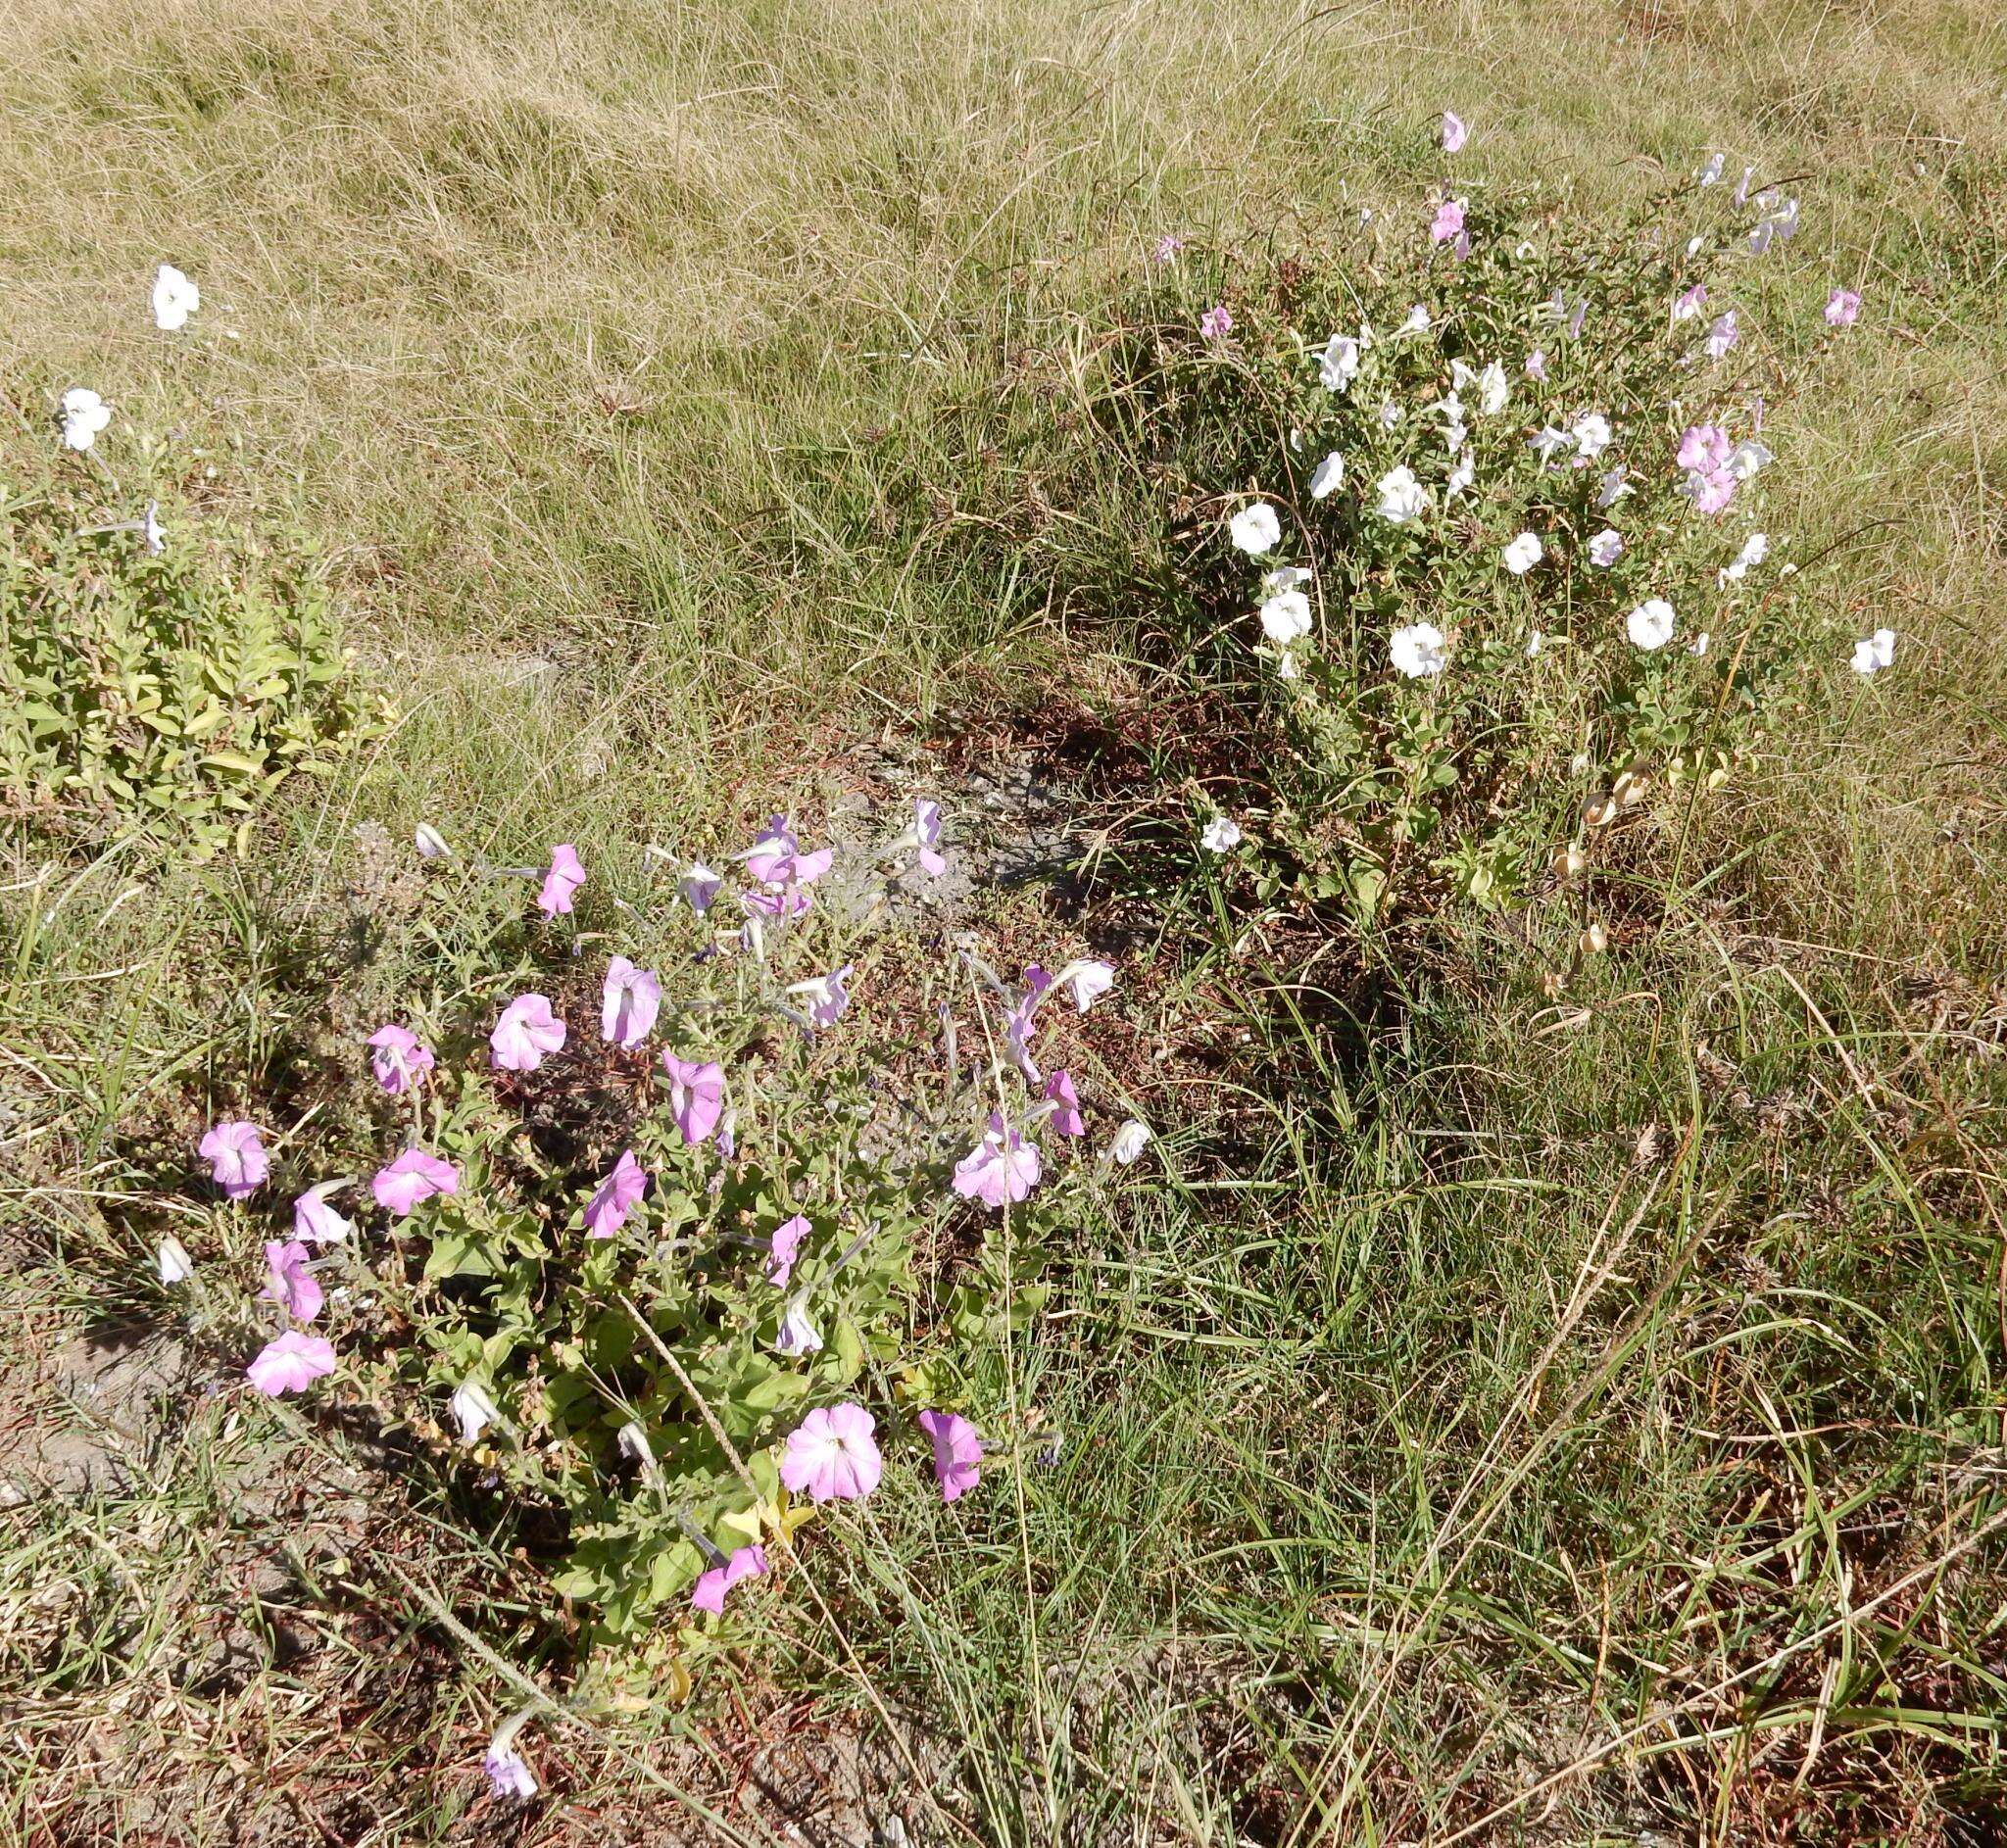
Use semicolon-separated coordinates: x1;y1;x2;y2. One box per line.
5;0;2007;1841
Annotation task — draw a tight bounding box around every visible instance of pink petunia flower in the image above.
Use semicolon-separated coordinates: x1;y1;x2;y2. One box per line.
491;994;566;1073
199;1120;268;1199
917;1410;983;1503
690;1542;768;1615
293;1184;353;1243
741;816;834;891
246;1331;336;1396
261;1239;323;1322
1677;423;1732;474
601;956;661;1048
790;964;853;1030
367;1024;435;1095
1199;304;1233;340
1430;198;1466;245
1704;311;1738;360
1525;349;1547;380
765;1213;809;1288
483;1740;536;1801
1672;282;1707;322
744;885;811;922
1043;1070;1085;1138
953;1114;1043;1210
661;1053;725;1144
1054;959;1116;1013
915;799;947;879
1440;109;1466;153
780;1402;883;1503
1152;233;1184;264
372;1147;460;1216
584;1148;647;1240
1825;286;1861;328
537;844;585;917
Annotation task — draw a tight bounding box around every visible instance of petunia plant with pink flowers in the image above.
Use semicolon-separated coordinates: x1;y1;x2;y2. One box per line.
165;807;1145;1640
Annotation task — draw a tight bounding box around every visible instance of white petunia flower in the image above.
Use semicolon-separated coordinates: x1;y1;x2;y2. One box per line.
1726;439;1772;481
1850;628;1896;675
1444;452;1475;500
152;264;200;331
1572;413;1612;460
1229;503;1283;556
1263;564;1311;595
1720;531;1769;582
1200;815;1243;853
1259;590;1313;644
1308;451;1345;501
1588;529;1623;567
1502;532;1542;575
1318;333;1361;393
1399;303;1431;335
1390;621;1446;679
1596;467;1631;508
1526;630;1543;657
1109;1119;1153;1166
1530;426;1571;462
1478;361;1508;414
775;1302;824;1357
1627;599;1676;651
1373;466;1429;525
1378;400;1402;429
143;501;166;556
1687;632;1711;657
60;388;112;452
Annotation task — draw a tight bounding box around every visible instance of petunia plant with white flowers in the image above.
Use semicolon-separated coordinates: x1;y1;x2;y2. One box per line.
1091;175;1854;921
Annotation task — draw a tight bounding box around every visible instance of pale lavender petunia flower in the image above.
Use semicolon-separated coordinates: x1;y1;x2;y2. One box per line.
1055;959;1116;1013
483;1739;536;1801
1704;311;1739;360
780;1402;882;1503
789;965;853;1030
1440;110;1466;153
584;1148;647;1239
1152;233;1184;264
953;1114;1042;1210
367;1024;434;1095
1525;349;1547;380
199;1120;268;1199
261;1239;323;1323
765;1213;809;1288
680;860;723;913
1672;282;1707;322
690;1543;768;1615
1043;1070;1085;1138
1430;198;1466;245
490;994;566;1073
742;816;834;891
1825;287;1861;328
246;1331;335;1397
661;1053;725;1144
1199;303;1233;339
1588;528;1624;568
601;956;661;1048
914;799;947;878
372;1147;459;1216
537;844;585;917
918;1410;983;1502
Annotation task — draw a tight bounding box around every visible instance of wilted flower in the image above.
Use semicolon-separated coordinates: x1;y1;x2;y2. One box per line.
765;1213;808;1288
1430;197;1466;244
1043;1070;1085;1137
599;956;661;1048
1199;303;1233;339
775;1301;824;1357
661;1053;726;1144
1152;232;1184;263
1228;503;1282;555
537;844;585;916
1526;630;1543;657
293;1183;353;1244
1721;531;1770;582
1502;532;1542;575
451;1379;500;1443
1704;311;1739;360
1588;529;1624;567
789;964;854;1030
1201;814;1244;853
1444;452;1475;500
367;1023;434;1095
483;1729;537;1801
1374;465;1428;525
584;1148;647;1240
1696;151;1726;187
1529;426;1571;463
1672;282;1707;322
781;1402;883;1503
1825;286;1862;327
690;1543;768;1614
918;1410;984;1502
1477;360;1507;414
490;994;566;1073
1440;109;1467;152
158;1237;195;1285
914;799;947;878
60;387;112;452
1054;960;1116;1013
1581;922;1610;955
246;1332;336;1397
414;822;452;860
144;501;166;555
1747;193;1799;254
680;860;722;912
953;1114;1042;1210
1851;628;1897;675
1390;621;1447;679
1308;451;1345;500
1687;632;1711;657
1318;333;1361;392
199;1121;268;1199
1378;399;1402;429
371;1147;459;1216
1109;1119;1152;1165
1628;599;1677;651
1259;589;1312;644
152;264;200;330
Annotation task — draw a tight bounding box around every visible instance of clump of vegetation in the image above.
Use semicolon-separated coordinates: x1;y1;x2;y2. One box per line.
1;479;384;855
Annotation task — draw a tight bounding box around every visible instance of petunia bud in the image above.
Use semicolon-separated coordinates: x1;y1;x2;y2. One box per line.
158;1237;195;1285
414;822;452;860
